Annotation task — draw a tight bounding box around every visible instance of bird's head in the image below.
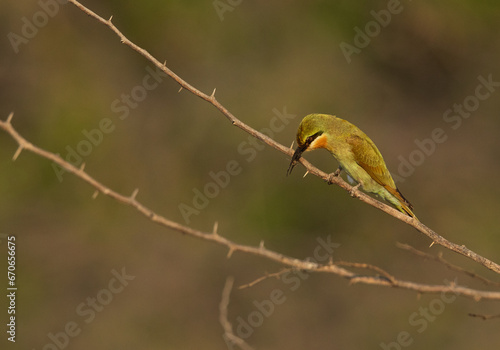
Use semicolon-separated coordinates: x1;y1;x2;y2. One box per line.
287;114;331;176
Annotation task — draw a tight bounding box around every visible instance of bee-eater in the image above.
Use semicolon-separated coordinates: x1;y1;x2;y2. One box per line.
287;114;416;219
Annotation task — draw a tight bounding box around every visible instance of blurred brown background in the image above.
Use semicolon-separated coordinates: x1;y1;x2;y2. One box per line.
1;0;500;349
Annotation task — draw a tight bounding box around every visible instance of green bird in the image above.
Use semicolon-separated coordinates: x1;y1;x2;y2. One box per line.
287;114;416;219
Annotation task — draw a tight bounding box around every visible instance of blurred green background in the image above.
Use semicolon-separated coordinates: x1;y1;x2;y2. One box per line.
1;0;500;349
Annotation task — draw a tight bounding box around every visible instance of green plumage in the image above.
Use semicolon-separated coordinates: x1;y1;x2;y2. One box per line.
289;114;416;218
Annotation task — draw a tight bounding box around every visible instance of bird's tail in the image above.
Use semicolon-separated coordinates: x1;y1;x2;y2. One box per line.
387;187;418;220
399;202;418;220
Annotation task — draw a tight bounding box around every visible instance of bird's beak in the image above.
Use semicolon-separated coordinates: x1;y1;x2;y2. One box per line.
286;144;308;176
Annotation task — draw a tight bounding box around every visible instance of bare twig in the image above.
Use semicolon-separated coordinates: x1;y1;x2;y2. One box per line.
219;277;254;350
468;313;500;320
397;243;500;287
60;0;500;275
239;268;293;290
335;261;396;284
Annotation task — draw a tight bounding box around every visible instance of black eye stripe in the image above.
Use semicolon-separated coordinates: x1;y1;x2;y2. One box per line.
305;131;323;145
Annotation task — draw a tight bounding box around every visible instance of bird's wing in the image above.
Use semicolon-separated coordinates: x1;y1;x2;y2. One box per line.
346;134;412;208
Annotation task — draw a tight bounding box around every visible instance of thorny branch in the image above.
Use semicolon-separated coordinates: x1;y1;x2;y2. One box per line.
1;0;500;303
61;0;500;276
1;114;500;301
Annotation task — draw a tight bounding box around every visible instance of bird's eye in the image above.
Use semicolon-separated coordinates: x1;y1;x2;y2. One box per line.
305;131;323;145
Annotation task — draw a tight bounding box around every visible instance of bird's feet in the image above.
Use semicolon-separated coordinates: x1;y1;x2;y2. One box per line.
348;183;361;197
327;167;342;185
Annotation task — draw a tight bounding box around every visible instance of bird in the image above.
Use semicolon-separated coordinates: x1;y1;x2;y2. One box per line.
287;113;416;219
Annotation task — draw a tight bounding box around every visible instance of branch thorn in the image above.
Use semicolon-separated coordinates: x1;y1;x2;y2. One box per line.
210;88;217;99
79;162;86;171
12;145;23;161
303;170;309;178
213;221;219;235
92;190;99;199
130;188;139;200
6;112;14;124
